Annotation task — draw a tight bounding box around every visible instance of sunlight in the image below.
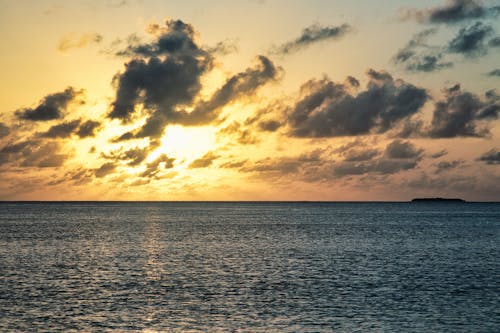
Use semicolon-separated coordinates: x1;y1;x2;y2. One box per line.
151;125;217;163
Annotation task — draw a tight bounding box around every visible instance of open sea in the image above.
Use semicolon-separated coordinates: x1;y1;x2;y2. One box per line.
0;202;498;332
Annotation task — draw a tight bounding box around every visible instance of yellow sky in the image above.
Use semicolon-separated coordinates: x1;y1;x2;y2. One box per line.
0;0;499;201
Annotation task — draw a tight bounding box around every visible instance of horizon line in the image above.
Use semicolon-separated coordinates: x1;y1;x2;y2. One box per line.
1;200;498;203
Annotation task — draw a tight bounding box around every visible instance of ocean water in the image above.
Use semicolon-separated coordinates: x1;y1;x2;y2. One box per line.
0;202;498;332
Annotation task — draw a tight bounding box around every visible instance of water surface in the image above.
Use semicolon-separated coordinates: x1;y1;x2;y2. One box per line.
0;202;498;332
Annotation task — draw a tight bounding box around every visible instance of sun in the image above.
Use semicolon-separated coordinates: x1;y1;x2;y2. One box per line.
149;125;217;164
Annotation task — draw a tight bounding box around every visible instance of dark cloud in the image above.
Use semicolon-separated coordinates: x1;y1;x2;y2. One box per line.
447;22;494;57
244;102;287;132
102;147;149;166
477;148;500;164
219;159;248;169
332;158;419;178
393;29;452;72
139;154;175;178
341;148;379;162
0;140;68;168
286;70;428;137
175;55;280;126
115;20;201;58
434;160;464;173
258;120;282;132
94;162;117;178
108;20;212;122
400;0;500;24
40;120;81;138
115;55;280;141
188;152;219;168
206;39;238;56
430;150;448;159
218;122;259;145
48;167;94;186
240;156;309;174
394;22;499;72
331;140;424;178
427;85;499;137
271;23;353;55
407;54;453;72
0;122;10;138
76;120;101;138
487;69;500;77
385;140;424;159
489;36;500;47
57;33;103;53
39;119;101;139
109;19;279;141
15;87;84;121
241;141;423;182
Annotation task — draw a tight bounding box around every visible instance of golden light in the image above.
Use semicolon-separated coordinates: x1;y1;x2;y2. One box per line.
150;125;218;164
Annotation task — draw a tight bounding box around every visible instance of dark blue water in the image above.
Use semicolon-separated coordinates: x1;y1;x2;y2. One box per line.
0;202;498;332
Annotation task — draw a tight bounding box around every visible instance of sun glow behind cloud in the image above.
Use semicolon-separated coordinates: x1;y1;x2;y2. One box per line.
151;125;217;165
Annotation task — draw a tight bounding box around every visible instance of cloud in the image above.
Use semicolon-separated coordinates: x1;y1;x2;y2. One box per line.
188;151;219;168
38;119;102;138
489;36;500;47
487;69;500;77
332;140;423;178
405;172;478;193
244;102;287;132
258;120;282;132
109;19;280;141
430;150;448;159
108;20;212;123
240;141;424;182
15;87;84;121
239;149;325;176
94;162;117;178
286;70;428;137
447;22;494;57
219;159;248;169
385;140;424;159
0;122;10;138
397;85;499;138
172;55;281;127
0;140;68;168
114;55;280;140
477;148;500;164
393;28;453;72
40;120;81;138
340;148;379;162
57;33;103;53
206;39;238;56
394;22;499;72
76;120;101;138
400;0;500;24
139;154;175;178
101;146;149;166
217;122;259;145
427;85;499;137
434;160;464;173
270;23;353;55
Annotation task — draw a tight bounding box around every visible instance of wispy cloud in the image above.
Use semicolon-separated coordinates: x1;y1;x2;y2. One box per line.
57;33;103;53
270;23;353;55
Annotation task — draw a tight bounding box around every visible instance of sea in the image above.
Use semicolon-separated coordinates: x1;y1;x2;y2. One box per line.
0;202;498;332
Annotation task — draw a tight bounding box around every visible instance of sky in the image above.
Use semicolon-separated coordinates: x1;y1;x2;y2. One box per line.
0;0;499;201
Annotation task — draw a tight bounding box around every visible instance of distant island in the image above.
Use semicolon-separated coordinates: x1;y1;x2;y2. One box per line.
411;198;465;203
